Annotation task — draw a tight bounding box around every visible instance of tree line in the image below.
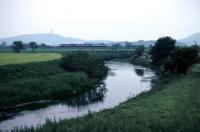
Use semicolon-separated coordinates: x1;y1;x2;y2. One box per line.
11;41;38;53
130;36;199;75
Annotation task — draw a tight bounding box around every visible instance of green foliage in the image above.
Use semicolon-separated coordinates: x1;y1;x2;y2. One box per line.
12;70;200;132
29;42;38;53
164;47;199;74
134;45;145;56
0;60;106;109
90;50;133;61
11;41;25;53
110;44;122;50
150;36;176;66
131;56;150;67
124;41;133;48
60;51;108;78
131;45;150;67
191;64;200;74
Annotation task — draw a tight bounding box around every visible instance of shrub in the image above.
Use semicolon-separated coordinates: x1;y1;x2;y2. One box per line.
60;51;108;78
134;45;145;57
150;36;176;66
164;47;199;74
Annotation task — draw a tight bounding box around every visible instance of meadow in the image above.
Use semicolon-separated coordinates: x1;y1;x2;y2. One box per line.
0;53;61;66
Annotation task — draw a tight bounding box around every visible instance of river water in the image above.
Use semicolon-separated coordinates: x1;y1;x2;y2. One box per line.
0;61;154;131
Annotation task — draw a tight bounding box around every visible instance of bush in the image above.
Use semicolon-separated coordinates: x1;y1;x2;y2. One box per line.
164;47;199;74
150;36;176;66
0;60;106;109
60;51;108;78
134;45;145;57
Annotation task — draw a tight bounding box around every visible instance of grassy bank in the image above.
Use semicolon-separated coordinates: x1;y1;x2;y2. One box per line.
0;53;61;66
14;68;200;132
0;50;135;110
0;61;103;109
0;58;108;110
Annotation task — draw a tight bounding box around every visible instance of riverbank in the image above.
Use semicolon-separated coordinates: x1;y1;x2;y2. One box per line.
14;67;200;132
0;60;108;110
0;61;154;131
0;50;135;110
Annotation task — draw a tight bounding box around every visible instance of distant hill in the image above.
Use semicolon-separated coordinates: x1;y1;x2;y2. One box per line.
0;33;86;46
85;40;113;45
179;32;200;46
132;40;155;47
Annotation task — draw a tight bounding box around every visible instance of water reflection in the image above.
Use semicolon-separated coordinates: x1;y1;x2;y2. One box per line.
0;62;155;131
134;68;145;77
0;83;107;121
62;84;107;106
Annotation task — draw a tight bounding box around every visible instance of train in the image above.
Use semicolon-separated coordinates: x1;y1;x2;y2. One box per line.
60;44;108;48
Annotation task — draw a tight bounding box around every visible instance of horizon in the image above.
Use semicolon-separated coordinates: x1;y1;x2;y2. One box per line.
0;0;200;41
0;32;199;42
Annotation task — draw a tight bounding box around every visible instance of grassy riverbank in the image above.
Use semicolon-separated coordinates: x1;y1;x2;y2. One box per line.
14;67;200;132
0;50;134;110
0;51;110;110
0;60;107;110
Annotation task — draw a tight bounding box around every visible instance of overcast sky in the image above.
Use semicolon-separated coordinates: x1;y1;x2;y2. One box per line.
0;0;199;41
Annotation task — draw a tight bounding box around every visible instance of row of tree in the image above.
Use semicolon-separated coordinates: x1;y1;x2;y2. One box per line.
11;41;37;53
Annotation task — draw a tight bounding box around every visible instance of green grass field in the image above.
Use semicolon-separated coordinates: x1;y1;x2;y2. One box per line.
0;53;62;66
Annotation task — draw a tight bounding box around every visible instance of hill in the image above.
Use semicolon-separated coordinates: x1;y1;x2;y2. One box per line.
179;32;200;45
0;33;86;46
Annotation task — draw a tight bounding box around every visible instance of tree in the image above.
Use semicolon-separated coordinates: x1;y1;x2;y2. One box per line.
134;45;145;56
124;41;132;48
60;51;108;78
11;41;24;53
111;43;122;50
29;41;37;52
164;47;199;74
150;36;176;66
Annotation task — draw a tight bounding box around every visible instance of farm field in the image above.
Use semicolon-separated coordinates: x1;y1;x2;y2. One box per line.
0;53;62;66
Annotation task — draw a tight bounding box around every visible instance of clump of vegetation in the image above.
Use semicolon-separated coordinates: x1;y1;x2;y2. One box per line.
11;41;25;53
93;50;133;61
60;51;108;78
29;41;38;53
150;36;176;66
0;52;108;109
164;47;199;74
131;45;150;67
0;61;96;109
149;36;199;75
134;45;145;57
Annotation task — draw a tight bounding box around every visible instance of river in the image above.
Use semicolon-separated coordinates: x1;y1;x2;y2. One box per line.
0;61;154;131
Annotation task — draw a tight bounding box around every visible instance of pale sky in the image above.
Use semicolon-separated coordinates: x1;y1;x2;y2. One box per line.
0;0;200;41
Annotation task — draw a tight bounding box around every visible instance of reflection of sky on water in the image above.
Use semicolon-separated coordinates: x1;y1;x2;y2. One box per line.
0;61;154;131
